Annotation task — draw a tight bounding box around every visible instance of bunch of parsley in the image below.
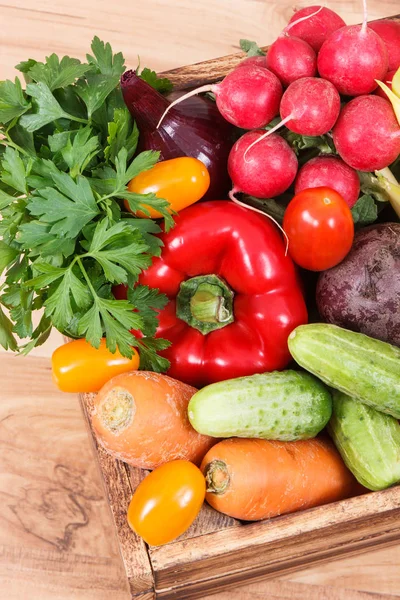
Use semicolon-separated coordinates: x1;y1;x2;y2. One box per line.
0;37;173;371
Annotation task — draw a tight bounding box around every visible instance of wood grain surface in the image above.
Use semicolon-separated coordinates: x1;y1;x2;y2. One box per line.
2;1;400;599
0;354;130;600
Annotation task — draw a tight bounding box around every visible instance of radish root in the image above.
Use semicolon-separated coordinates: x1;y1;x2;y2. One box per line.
283;5;324;35
156;84;215;128
361;0;368;34
229;189;289;255
243;114;293;162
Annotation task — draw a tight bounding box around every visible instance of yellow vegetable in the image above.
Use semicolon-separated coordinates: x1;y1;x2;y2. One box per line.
376;66;400;125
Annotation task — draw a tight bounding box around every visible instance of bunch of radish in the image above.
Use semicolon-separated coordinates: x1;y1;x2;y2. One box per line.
158;1;400;205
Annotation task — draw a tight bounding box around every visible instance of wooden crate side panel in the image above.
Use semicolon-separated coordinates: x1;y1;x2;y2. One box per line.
177;503;240;541
158;48;262;90
153;521;400;599
80;393;154;598
150;487;400;598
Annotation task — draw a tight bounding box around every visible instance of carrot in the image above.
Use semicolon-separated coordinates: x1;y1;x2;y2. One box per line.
91;371;215;470
201;437;357;521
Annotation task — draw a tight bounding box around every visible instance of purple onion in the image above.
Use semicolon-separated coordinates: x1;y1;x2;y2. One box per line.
121;71;236;199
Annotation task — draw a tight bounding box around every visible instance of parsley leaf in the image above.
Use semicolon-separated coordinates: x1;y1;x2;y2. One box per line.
18;221;76;257
61;126;100;177
98;297;143;354
76;74;120;119
121;217;163;256
128;285;168;336
44;266;92;330
48;130;72;153
0;189;16;211
0;240;19;275
8;122;36;157
0;304;18;351
53;85;88;121
24;262;68;288
19;313;52;355
104;107;138;164
7;288;34;338
121;149;160;184
75;37;125;119
26;54;92;91
87;36;125;77
85;219;151;284
77;296;142;357
135;337;171;372
0;147;28;194
0;200;26;245
240;39;266;57
15;59;38;75
0;78;31;123
139;68;173;93
27;171;100;238
124;191;175;230
21;82;88;132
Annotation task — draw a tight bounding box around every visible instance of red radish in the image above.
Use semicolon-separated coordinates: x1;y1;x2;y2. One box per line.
236;56;267;69
295;156;360;208
369;20;400;71
244;77;340;157
280;77;340;136
376;70;397;99
333;95;400;172
157;65;282;130
317;0;388;96
266;35;317;87
228;130;298;199
286;5;346;52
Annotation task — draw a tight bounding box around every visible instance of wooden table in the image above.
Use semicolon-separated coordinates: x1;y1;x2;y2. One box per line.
1;1;400;598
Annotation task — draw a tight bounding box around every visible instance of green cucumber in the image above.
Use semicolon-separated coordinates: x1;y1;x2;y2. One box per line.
288;323;400;418
328;390;400;491
187;370;332;441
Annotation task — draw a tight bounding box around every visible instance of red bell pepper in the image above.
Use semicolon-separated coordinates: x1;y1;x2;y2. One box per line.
139;201;307;387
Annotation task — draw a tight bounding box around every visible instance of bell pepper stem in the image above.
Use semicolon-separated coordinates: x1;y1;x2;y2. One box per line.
190;285;230;323
176;274;234;334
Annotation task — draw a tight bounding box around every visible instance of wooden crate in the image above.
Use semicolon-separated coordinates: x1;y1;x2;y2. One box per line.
80;14;400;599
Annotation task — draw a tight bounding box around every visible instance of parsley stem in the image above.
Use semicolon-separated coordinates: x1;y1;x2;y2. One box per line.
76;257;98;299
1;139;30;157
68;115;89;125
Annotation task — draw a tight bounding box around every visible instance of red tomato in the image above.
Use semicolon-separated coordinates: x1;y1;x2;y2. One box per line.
283;187;354;271
127;460;206;546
